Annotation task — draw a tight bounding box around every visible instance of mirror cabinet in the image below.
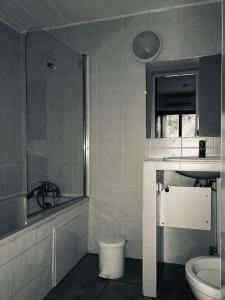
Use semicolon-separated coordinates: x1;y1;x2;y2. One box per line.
146;54;221;138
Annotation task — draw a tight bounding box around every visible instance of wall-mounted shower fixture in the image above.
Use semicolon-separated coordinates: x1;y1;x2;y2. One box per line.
27;181;61;210
46;61;56;70
42;50;56;77
36;49;57;78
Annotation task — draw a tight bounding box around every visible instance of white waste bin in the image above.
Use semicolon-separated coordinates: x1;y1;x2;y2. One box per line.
98;235;126;279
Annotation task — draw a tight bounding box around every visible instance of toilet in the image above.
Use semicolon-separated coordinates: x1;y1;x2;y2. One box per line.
185;256;220;300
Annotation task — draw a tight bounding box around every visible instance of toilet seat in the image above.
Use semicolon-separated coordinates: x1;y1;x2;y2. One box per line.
185;256;220;300
197;269;220;288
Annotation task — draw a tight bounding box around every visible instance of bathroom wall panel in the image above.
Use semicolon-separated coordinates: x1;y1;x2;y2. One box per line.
2;25;20;82
0;20;24;199
151;138;182;148
122;72;146;111
181;22;221;59
96;19;123;76
51;24;97;76
96;111;122;149
149;12;183;61
49;1;222;260
182;148;214;157
221;0;225;296
97;74;122;111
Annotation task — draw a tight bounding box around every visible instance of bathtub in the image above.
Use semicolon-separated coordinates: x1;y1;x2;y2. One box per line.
0;195;88;300
0;194;85;239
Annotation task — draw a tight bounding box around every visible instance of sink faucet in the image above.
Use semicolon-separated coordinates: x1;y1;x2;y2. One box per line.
199;140;206;158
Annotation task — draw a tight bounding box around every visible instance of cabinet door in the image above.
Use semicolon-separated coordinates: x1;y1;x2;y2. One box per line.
13;247;36;294
35;266;52;300
0;261;12;300
14;279;35;300
198;54;221;137
54;214;88;285
36;236;52;275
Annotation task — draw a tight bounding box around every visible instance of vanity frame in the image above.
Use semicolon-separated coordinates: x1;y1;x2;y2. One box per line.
142;159;221;297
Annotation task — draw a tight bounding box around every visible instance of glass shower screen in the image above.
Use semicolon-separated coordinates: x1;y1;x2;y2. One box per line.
25;29;85;205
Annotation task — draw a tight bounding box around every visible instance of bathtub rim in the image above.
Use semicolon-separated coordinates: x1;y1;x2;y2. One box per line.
27;195;85;217
0;195;88;247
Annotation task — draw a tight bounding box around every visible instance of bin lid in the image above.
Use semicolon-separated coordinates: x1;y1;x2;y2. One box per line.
99;235;126;248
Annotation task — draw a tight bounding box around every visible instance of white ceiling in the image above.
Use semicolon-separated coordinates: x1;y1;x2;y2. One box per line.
0;0;220;33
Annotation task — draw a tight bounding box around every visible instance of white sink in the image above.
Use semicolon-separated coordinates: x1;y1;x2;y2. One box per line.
164;156;220;179
164;156;220;162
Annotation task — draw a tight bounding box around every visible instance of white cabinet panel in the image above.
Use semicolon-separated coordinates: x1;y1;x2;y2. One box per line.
54;215;88;285
76;212;88;238
36;236;52;274
13;247;36;294
35;266;52;300
159;186;211;230
14;279;35;300
78;235;88;258
54;202;88;228
0;262;12;300
0;242;13;267
36;221;54;242
13;231;36;257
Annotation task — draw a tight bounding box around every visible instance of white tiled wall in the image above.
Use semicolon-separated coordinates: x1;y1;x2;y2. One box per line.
0;21;25;199
221;0;225;295
150;137;220;159
50;1;221;260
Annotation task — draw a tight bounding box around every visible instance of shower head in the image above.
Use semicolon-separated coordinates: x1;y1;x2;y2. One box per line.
46;62;56;70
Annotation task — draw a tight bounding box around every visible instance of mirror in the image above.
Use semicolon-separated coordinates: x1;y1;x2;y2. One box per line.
155;72;197;138
146;54;221;138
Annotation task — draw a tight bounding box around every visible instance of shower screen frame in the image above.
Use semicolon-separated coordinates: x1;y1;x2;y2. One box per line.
25;28;89;200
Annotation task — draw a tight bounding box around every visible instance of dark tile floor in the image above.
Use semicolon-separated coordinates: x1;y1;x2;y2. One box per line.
44;254;196;300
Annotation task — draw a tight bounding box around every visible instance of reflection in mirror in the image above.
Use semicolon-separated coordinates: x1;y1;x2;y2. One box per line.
155;73;197;138
146;54;221;138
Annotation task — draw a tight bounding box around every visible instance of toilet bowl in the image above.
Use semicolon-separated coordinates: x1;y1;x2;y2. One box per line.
185;256;220;300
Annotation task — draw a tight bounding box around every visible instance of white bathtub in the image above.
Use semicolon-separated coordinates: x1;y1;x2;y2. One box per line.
0;195;89;300
0;195;84;239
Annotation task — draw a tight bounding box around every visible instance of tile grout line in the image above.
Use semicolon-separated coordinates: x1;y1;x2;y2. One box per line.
96;279;110;300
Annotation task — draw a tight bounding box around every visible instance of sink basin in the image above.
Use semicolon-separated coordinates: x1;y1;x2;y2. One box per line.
164;156;220;162
164;156;220;179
